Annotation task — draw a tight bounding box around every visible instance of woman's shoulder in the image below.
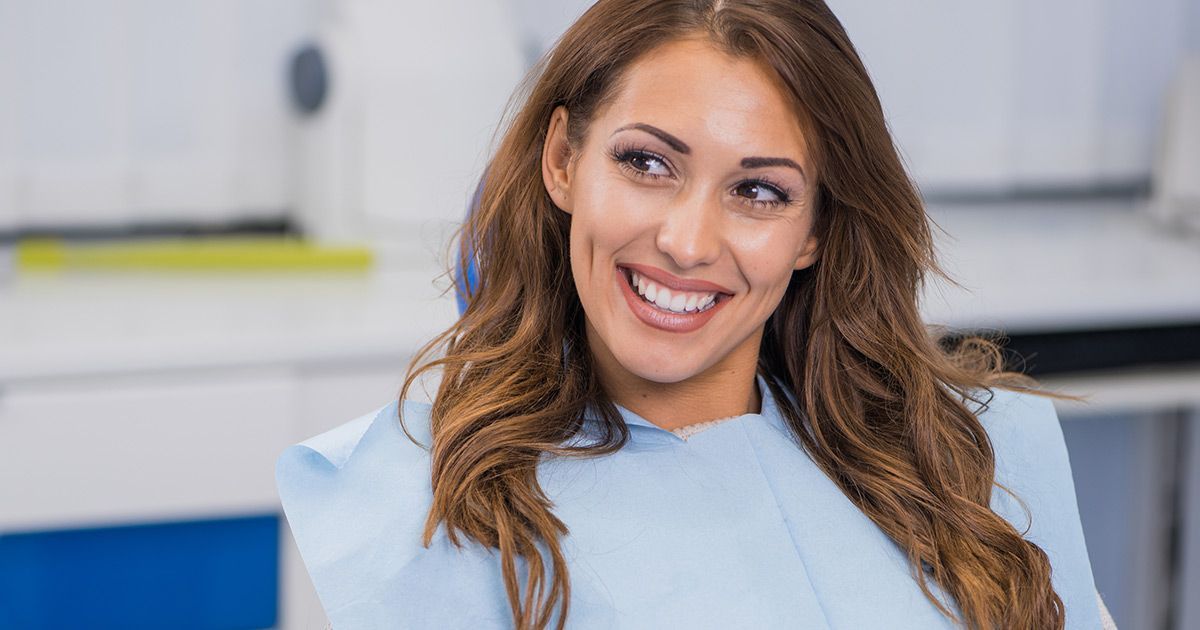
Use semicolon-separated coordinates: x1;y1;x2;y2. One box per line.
277;398;433;473
964;386;1103;629
960;386;1077;526
965;386;1063;453
963;387;1079;512
275;397;435;536
275;399;471;627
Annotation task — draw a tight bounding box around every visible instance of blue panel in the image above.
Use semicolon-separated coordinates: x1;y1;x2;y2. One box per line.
0;514;279;630
456;170;487;317
456;249;479;316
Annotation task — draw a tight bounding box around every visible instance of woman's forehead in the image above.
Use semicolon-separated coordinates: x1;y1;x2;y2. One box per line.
593;38;811;164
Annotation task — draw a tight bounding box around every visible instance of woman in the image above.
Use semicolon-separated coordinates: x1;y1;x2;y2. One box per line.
277;1;1112;628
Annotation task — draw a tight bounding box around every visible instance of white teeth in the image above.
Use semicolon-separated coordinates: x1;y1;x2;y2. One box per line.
627;269;721;314
654;288;672;310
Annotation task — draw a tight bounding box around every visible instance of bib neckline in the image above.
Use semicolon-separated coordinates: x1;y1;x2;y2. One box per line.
608;372;785;443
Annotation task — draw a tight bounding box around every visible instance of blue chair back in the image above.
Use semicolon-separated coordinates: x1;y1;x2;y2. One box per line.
454;174;486;316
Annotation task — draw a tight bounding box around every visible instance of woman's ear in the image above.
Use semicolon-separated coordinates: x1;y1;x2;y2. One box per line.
794;232;820;271
541;105;575;214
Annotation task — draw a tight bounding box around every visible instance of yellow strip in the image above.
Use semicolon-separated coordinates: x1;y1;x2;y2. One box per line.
16;237;373;271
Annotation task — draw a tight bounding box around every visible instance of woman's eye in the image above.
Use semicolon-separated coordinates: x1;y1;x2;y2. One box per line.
609;147;672;180
608;145;794;211
734;180;791;209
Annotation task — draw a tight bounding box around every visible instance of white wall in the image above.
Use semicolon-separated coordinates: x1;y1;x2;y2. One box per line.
0;0;319;232
825;0;1192;193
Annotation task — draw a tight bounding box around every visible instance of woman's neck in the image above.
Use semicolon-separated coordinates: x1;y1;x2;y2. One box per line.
589;328;764;431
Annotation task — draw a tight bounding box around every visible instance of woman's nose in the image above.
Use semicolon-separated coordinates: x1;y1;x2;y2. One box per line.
654;188;722;269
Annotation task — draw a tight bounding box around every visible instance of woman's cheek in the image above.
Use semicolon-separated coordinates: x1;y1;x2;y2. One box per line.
598;191;654;232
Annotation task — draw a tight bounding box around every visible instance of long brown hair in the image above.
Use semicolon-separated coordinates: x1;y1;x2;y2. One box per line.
399;1;1077;628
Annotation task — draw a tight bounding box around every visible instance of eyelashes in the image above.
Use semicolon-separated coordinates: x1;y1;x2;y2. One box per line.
605;142;797;210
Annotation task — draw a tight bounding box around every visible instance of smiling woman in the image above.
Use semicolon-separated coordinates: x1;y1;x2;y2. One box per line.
539;35;822;426
276;1;1105;629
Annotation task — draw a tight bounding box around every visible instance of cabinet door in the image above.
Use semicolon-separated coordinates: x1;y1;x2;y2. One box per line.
0;368;296;531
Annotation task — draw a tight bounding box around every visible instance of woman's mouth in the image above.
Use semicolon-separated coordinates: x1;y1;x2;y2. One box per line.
623;266;723;313
615;265;732;333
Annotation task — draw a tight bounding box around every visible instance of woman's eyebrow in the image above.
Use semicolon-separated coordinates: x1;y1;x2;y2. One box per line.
612;122;806;181
741;156;806;181
612;123;690;154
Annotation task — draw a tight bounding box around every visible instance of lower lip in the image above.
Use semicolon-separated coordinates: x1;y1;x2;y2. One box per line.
616;266;730;333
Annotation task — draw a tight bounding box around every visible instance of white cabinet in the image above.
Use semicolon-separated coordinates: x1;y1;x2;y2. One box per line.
0;358;423;630
0;266;456;628
0;368;297;531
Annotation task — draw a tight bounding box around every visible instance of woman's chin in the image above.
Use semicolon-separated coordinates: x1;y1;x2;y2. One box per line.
612;351;706;384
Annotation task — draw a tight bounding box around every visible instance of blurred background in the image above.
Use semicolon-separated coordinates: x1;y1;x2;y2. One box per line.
1;0;1197;628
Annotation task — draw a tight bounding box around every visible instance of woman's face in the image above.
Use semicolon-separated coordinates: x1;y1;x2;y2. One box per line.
542;36;820;386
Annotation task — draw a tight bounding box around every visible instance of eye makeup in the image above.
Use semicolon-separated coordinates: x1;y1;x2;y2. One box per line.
605;142;800;210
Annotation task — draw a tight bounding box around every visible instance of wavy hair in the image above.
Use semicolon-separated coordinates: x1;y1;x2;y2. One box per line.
398;1;1078;628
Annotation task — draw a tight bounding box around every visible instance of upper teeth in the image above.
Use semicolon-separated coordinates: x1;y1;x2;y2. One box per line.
630;270;719;314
